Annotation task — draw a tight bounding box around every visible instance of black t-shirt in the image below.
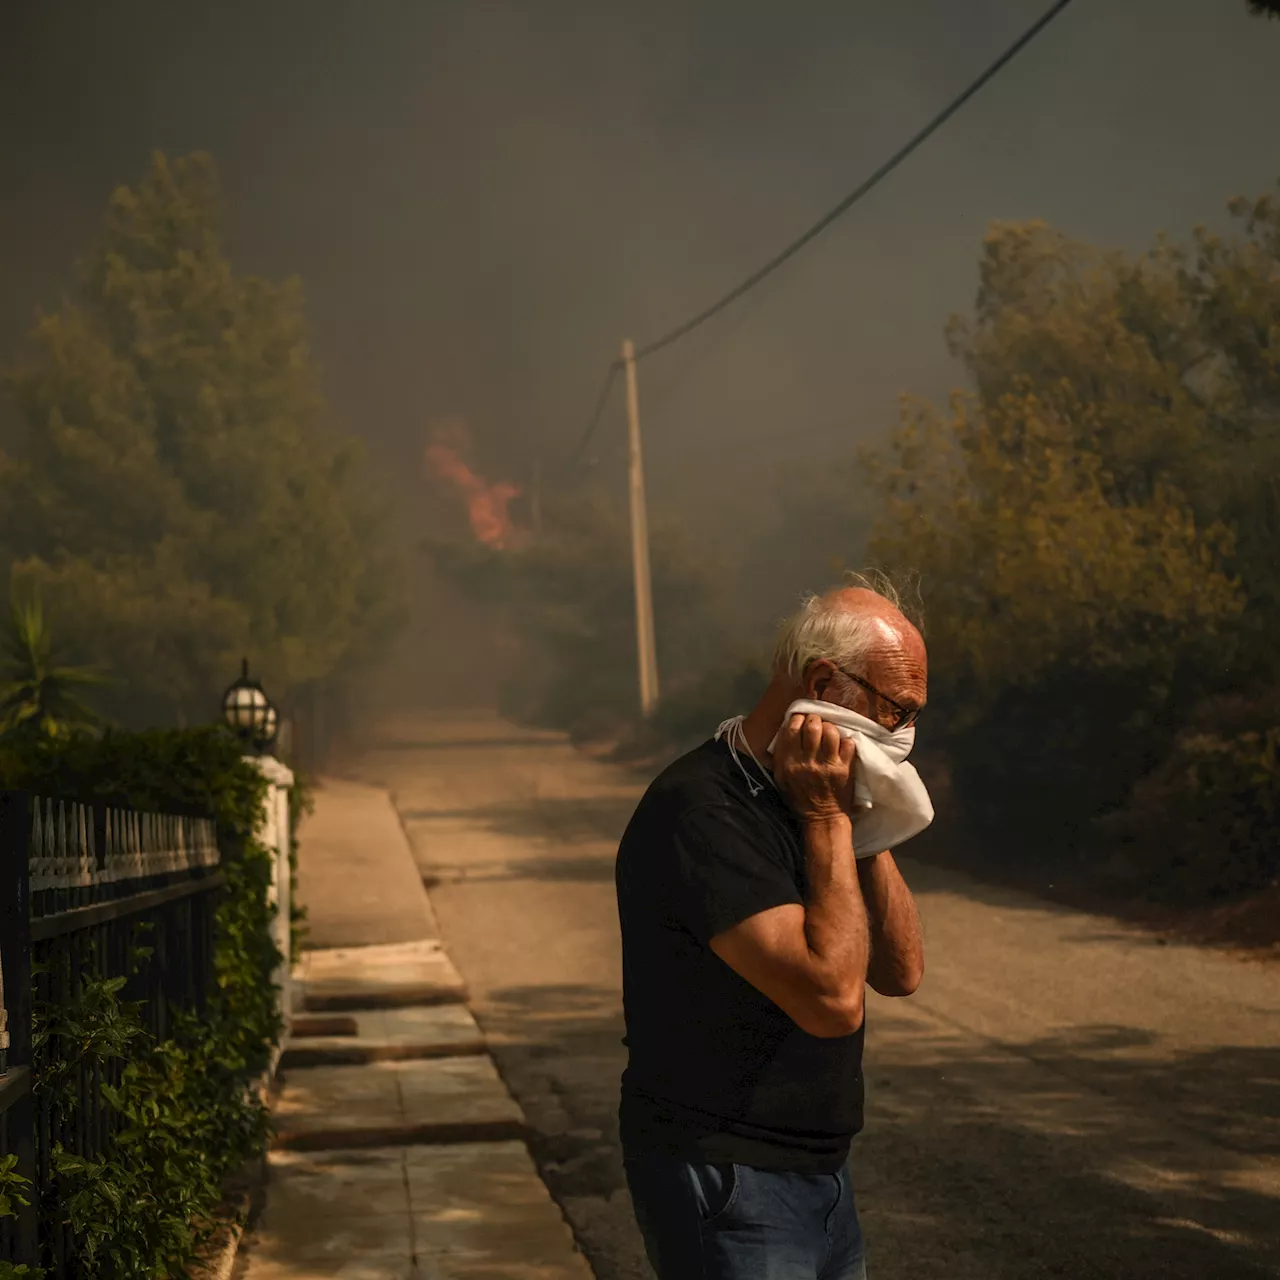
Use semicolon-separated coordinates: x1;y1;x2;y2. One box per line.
615;736;865;1174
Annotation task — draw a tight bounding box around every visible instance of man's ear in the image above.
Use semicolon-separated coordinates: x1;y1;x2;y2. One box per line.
805;660;836;702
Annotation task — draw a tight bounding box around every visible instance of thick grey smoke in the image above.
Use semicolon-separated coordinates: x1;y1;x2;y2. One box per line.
2;0;1278;698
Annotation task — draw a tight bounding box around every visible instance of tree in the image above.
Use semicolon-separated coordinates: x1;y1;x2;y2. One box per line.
870;389;1242;711
943;191;1280;685
1;152;400;724
1249;0;1280;17
0;588;104;740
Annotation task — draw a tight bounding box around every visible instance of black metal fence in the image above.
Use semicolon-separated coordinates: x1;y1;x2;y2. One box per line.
0;790;223;1275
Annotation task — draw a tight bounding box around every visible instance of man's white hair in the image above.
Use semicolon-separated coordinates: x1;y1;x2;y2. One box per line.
771;570;918;682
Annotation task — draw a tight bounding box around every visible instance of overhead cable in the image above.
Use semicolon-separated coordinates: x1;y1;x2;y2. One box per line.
561;0;1078;471
634;0;1078;360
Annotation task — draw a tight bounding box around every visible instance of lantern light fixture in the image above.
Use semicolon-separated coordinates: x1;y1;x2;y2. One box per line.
221;658;276;752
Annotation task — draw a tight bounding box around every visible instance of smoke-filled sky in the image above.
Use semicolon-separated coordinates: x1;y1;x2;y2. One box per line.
3;0;1279;549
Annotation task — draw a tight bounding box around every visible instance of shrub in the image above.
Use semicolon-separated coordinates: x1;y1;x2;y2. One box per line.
941;669;1185;854
1097;692;1280;902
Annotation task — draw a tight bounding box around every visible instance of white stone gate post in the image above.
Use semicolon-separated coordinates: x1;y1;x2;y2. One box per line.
248;755;295;1040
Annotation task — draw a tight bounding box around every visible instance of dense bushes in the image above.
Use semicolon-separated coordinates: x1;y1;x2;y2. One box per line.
1097;693;1280;902
0;726;284;1278
940;672;1181;853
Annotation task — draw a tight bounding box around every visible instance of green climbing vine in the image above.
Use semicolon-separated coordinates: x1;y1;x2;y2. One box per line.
0;1154;41;1279
0;726;288;1277
287;769;315;965
34;964;269;1277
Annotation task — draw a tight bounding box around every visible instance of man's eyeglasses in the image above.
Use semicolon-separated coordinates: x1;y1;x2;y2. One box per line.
833;666;922;732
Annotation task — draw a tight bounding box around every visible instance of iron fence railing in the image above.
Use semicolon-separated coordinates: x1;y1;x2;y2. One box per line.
0;790;224;1275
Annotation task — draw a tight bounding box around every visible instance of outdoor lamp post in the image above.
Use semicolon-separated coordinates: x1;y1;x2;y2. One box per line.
221;658;294;1034
222;658;277;753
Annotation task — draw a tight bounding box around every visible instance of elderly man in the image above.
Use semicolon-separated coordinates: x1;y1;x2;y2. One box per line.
614;580;927;1279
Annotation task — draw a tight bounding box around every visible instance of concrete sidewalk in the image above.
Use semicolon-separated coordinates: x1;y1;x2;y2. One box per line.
294;939;467;1010
248;1144;592;1279
237;776;593;1279
296;777;440;948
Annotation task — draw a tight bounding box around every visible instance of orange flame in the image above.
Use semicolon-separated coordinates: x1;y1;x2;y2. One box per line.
425;442;522;550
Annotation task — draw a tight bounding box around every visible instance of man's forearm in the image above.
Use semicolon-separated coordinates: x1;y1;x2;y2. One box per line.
801;814;871;1021
858;850;924;995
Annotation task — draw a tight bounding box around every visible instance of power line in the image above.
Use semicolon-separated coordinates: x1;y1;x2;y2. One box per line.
561;291;762;476
561;0;1078;474
561;359;621;476
641;274;776;418
634;0;1077;361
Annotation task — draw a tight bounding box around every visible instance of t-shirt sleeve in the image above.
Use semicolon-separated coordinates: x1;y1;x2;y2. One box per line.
668;803;803;944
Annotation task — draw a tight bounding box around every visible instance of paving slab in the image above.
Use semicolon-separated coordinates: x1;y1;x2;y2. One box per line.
283;1005;487;1068
273;1056;525;1151
296;940;468;1011
405;1143;594;1277
239;1144;591;1280
299;777;440;949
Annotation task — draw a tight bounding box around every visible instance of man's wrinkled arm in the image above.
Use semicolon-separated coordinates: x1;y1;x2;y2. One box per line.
857;850;924;996
710;814;870;1038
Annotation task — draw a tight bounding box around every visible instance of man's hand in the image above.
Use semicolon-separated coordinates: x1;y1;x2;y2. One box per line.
772;712;856;822
712;714;869;1036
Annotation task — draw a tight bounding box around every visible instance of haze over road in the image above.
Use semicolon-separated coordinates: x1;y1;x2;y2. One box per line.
339;711;1280;1280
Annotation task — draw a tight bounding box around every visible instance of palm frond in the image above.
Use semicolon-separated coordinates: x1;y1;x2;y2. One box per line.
0;587;107;740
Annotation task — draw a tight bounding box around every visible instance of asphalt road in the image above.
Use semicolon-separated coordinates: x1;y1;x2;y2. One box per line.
339;710;1280;1280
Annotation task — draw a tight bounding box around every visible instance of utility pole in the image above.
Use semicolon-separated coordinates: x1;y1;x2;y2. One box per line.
622;338;660;716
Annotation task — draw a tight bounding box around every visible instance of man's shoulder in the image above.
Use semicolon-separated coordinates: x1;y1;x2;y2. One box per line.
644;738;740;809
620;738;751;848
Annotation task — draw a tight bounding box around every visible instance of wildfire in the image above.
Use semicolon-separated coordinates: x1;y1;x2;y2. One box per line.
424;440;523;550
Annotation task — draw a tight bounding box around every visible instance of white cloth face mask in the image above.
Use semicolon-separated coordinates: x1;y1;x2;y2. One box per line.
756;698;934;856
766;700;916;763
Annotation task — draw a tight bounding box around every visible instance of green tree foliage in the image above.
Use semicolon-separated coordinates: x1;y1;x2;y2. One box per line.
945;196;1280;682
429;491;728;739
869;187;1280;846
1249;0;1280;18
1;152;400;725
0;588;103;740
871;389;1242;710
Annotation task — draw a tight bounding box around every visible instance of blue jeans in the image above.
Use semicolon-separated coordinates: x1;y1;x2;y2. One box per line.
624;1153;867;1279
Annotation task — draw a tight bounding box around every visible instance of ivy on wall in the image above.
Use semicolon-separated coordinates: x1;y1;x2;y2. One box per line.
0;727;288;1278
